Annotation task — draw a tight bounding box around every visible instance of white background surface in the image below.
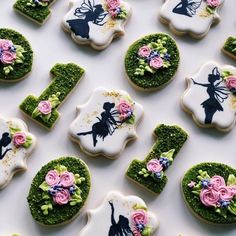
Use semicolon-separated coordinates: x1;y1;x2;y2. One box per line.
0;0;236;235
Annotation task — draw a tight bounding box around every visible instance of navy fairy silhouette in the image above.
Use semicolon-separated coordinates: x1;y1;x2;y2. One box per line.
108;201;134;236
0;132;12;160
192;67;230;124
77;102;123;147
172;0;202;17
67;0;107;39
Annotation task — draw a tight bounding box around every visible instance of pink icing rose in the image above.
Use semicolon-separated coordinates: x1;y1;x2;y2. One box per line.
109;9;118;18
210;175;225;191
117;100;133;120
38;100;52;115
13;132;26;147
218;186;234;201
0;39;13;51
149;57;163;69
147;159;163;173
53;189;70;205
45;170;60;186
225;76;236;90
60;171;75;188
138;46;151;58
206;0;220;7
200;188;220;207
1;51;16;65
132;209;148;225
107;0;120;9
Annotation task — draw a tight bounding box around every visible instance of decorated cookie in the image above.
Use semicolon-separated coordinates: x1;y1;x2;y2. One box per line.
159;0;224;38
79;191;159;235
222;36;236;61
0;116;36;190
182;62;236;132
14;0;57;25
27;156;91;226
69;87;143;158
126;124;188;195
19;63;85;130
0;28;33;82
62;0;131;50
182;162;236;224
124;33;180;91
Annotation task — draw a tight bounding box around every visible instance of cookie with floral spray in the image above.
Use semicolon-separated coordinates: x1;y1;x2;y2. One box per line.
182;61;236;132
69;87;143;158
182;162;236;224
0;28;33;82
159;0;224;39
62;0;131;50
0;115;36;190
79;191;159;236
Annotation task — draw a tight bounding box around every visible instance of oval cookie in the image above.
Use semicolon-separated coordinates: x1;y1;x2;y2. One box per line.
182;162;236;224
124;33;180;91
27;156;91;226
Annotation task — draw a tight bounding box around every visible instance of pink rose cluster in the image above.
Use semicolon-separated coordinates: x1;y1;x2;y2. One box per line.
45;170;76;205
199;176;236;208
106;0;122;19
138;45;164;70
13;131;27;147
206;0;220;8
0;39;17;65
225;76;236;93
131;209;148;235
117;99;134;121
38;100;52;115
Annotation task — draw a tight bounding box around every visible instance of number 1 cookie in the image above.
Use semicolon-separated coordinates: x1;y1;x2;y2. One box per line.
159;0;224;38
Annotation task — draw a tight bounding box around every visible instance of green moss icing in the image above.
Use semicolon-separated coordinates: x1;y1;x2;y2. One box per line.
126;124;188;194
223;36;236;58
19;63;85;129
182;162;236;224
125;33;180;90
0;28;33;81
27;156;91;226
13;0;55;24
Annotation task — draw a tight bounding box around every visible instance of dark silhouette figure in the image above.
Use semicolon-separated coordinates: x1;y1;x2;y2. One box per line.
192;67;229;124
108;201;134;236
172;0;202;17
67;0;107;39
77;102;123;147
0;132;12;160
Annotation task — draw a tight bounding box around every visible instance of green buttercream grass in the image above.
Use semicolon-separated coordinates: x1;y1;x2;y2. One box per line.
125;33;179;90
222;36;236;58
182;162;236;224
126;124;188;194
27;157;91;226
0;28;33;81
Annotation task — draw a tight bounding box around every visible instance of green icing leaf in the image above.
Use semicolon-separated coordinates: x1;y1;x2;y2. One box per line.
41;202;53;215
32;108;41;119
227;174;236;186
133;204;147;211
54;164;67;174
206;6;215;14
9;126;21;136
74;173;86;185
22;135;33;148
142;226;152;236
126;114;135;124
228;199;236;216
215;207;228;219
138;168;150;178
39;181;49;192
222;70;233;79
160;149;175;162
48;92;61;108
197;170;211;181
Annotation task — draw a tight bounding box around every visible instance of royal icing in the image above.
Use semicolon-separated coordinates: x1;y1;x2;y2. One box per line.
0;116;36;189
62;0;131;50
182;62;236;132
159;0;224;38
79;191;159;236
69;87;143;158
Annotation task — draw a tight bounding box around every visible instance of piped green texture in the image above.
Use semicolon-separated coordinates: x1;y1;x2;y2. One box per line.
27;157;91;226
126;124;188;194
125;33;180;90
182;162;236;224
223;36;236;58
0;28;33;81
13;0;56;25
19;63;85;129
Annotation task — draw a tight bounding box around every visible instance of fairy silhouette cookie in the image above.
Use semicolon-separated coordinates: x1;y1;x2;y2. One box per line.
0;116;36;189
182;62;236;132
159;0;224;38
69;87;143;158
79;191;159;236
62;0;131;50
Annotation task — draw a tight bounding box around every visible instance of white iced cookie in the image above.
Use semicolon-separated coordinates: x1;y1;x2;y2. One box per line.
69;87;143;158
0;116;36;189
79;191;159;236
182;61;236;132
159;0;224;38
62;0;131;50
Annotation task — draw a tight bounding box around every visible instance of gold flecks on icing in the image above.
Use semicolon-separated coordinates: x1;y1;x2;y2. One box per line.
231;95;236;109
